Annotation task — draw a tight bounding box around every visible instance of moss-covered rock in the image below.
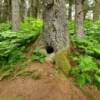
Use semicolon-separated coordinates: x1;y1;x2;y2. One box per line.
55;49;71;75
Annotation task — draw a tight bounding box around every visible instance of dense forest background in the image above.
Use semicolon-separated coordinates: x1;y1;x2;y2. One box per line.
0;0;100;99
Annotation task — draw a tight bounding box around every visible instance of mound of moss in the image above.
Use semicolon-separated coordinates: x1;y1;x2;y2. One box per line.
55;50;71;75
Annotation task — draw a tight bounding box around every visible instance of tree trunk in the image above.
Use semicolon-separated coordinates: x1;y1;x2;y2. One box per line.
83;0;89;20
24;0;29;18
4;0;12;22
93;0;100;20
42;0;69;52
0;0;9;22
68;0;73;20
11;0;20;32
0;0;3;22
37;0;43;19
75;0;84;38
28;0;43;18
29;0;38;17
20;0;25;20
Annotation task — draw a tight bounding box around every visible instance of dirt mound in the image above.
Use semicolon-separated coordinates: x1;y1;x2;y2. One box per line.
0;62;100;100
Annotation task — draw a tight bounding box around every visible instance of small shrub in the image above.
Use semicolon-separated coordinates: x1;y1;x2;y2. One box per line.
0;23;11;32
20;17;43;34
0;18;43;65
71;55;100;89
32;48;46;63
0;18;43;79
71;36;100;58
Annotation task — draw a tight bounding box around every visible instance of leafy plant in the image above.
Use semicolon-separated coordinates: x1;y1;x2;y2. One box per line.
0;18;43;65
20;17;43;34
32;48;46;63
0;18;43;80
71;55;100;89
69;20;100;59
0;23;11;32
68;20;100;90
72;36;100;57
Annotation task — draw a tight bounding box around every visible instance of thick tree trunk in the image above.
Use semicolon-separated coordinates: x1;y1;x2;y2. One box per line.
42;0;69;52
75;0;84;38
11;0;20;32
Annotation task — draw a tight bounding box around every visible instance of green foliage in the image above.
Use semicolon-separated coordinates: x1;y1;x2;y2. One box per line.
0;23;11;32
20;17;43;34
68;20;75;36
84;20;100;43
68;20;100;89
72;36;100;57
0;62;39;80
0;18;43;80
69;20;100;58
0;18;43;66
71;56;100;88
32;48;46;63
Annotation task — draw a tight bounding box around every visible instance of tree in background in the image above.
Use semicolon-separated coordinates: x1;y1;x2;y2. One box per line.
93;0;100;20
11;0;20;32
0;0;11;22
75;0;84;38
68;0;73;20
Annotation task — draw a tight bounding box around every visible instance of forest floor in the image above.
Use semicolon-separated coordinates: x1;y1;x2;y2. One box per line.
0;62;100;100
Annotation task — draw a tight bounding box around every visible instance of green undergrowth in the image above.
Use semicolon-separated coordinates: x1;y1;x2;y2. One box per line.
0;17;43;66
68;20;100;90
0;17;43;80
32;48;46;63
71;55;100;89
0;61;41;80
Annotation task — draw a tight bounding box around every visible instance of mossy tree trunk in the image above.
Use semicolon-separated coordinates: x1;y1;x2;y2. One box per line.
42;0;69;52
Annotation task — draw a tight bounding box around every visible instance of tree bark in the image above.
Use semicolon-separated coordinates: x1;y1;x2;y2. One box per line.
93;0;100;20
29;0;38;17
42;0;69;52
28;0;43;18
11;0;20;32
75;0;84;38
68;0;73;20
0;0;3;22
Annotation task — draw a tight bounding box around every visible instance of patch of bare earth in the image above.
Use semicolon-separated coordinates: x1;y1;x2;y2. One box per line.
0;62;100;100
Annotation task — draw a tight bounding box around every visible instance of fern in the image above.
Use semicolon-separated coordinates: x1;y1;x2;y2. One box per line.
71;55;100;89
32;48;46;63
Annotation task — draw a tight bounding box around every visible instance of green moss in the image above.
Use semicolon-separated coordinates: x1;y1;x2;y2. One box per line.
55;50;71;75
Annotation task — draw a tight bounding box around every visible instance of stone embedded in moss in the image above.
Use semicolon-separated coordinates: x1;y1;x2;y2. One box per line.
55;50;71;75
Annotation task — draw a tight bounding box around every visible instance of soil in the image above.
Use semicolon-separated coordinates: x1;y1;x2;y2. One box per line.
0;62;100;100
